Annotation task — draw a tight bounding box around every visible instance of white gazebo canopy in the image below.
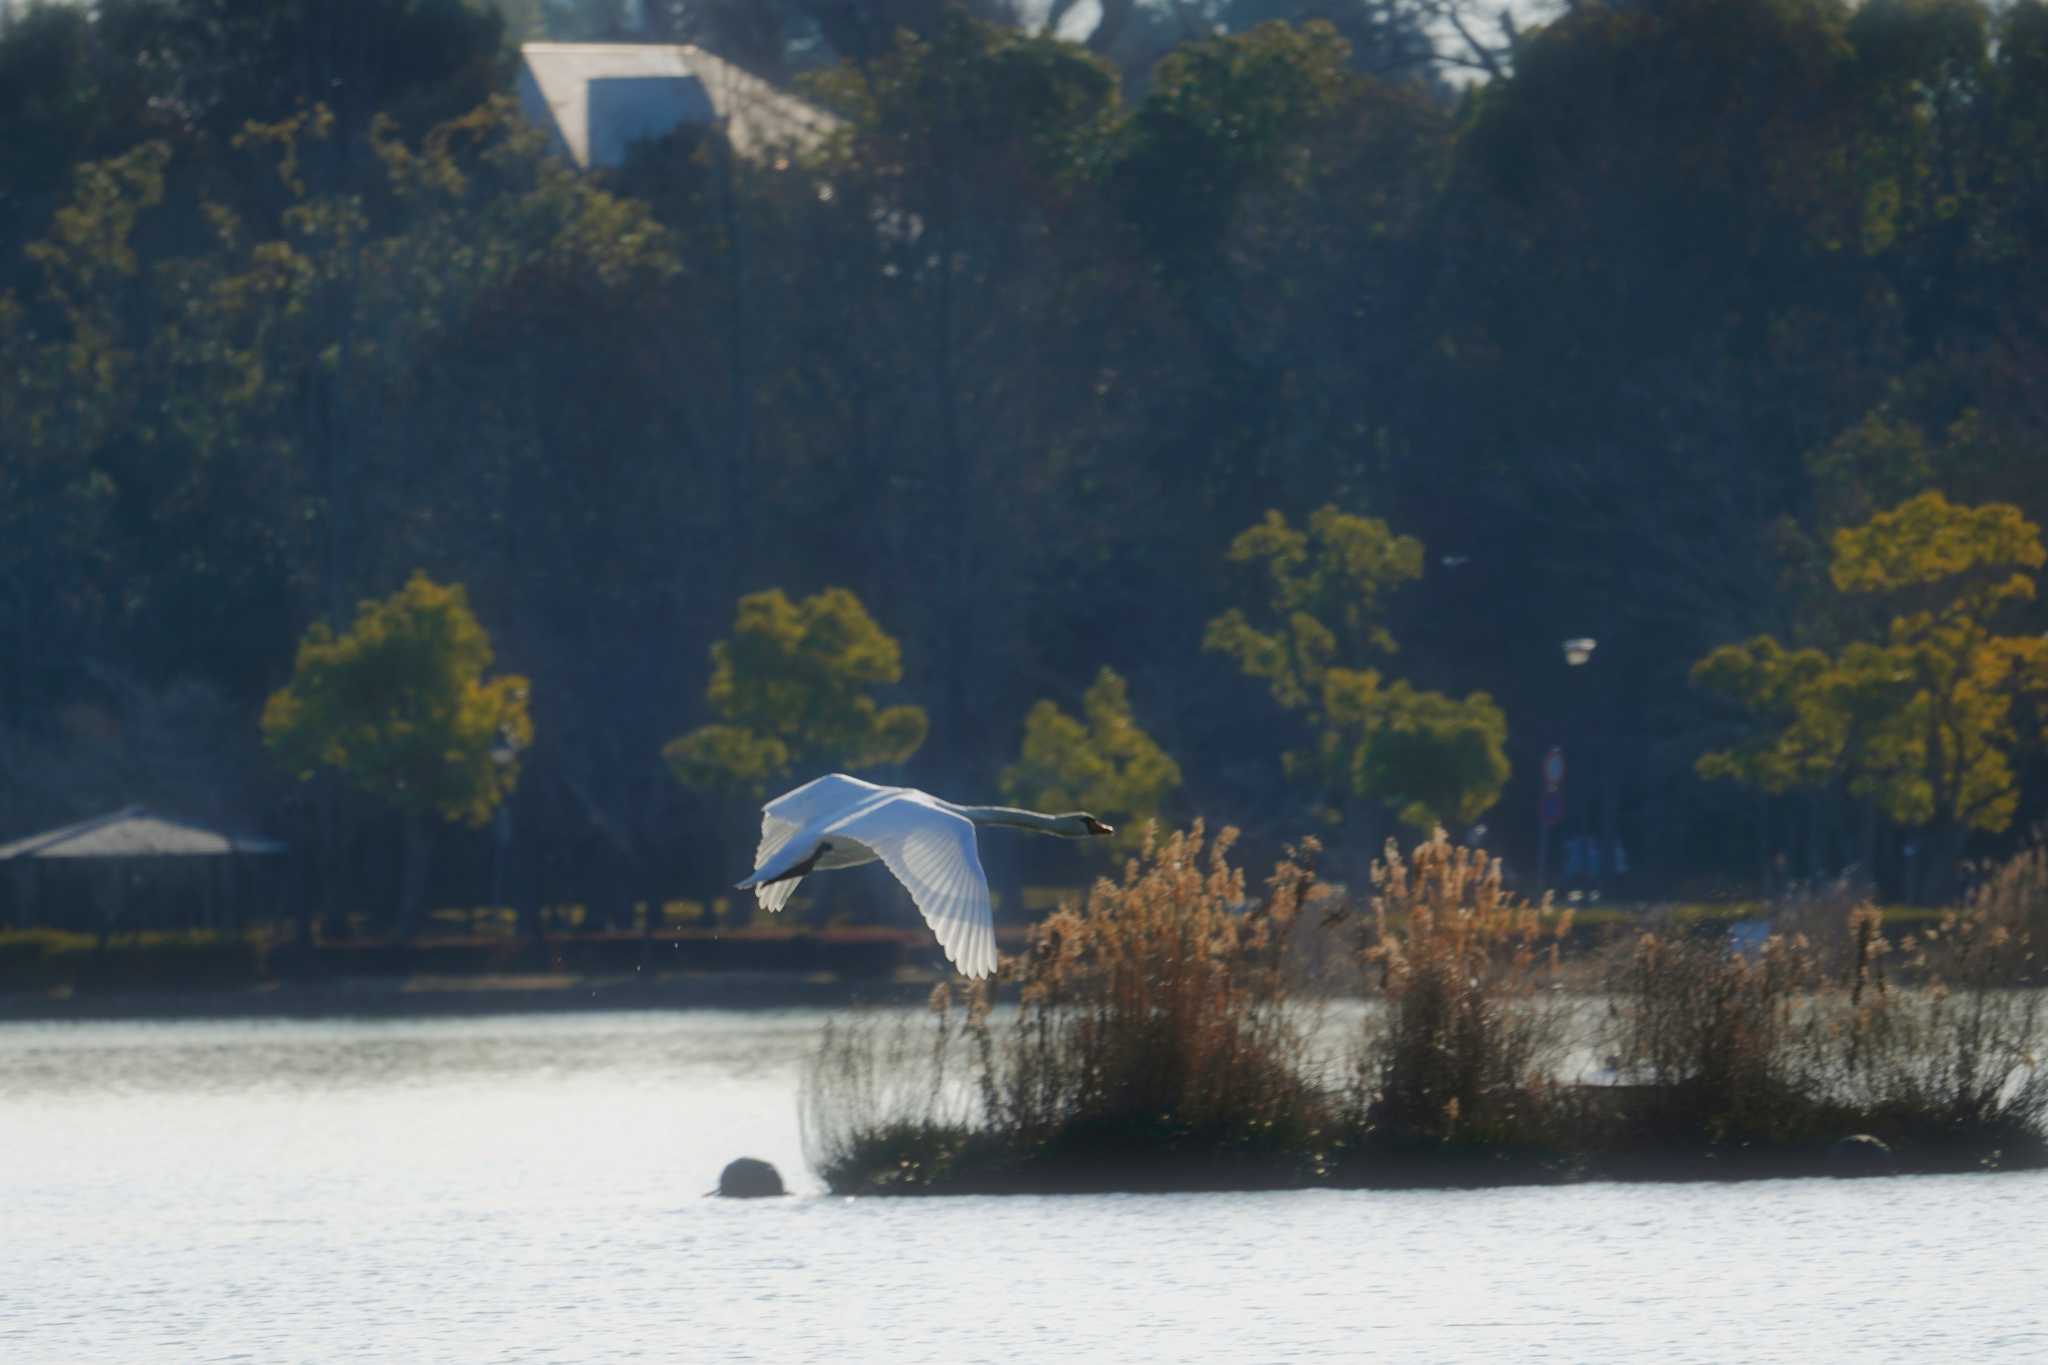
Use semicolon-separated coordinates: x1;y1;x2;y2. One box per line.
516;42;842;170
0;806;285;861
1;807;288;933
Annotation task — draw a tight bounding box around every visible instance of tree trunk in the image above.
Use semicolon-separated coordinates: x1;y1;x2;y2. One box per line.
1758;792;1771;902
718;132;751;608
990;834;1024;934
518;838;542;944
1858;796;1878;895
1599;734;1619;898
320;774;347;939
396;808;431;939
294;823;316;947
723;809;753;929
1806;795;1823;884
1925;821;1969;907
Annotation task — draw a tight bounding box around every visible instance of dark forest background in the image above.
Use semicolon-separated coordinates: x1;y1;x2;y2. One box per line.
2;0;2045;932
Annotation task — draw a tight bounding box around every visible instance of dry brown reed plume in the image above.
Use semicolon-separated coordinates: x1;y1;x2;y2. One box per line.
800;988;993;1194
1766;874;1884;979
1969;836;2048;958
984;822;1327;1169
804;823;1335;1192
1604;858;2047;1162
1843;869;2047;1145
1604;929;1830;1142
1350;828;1575;1154
806;826;2048;1192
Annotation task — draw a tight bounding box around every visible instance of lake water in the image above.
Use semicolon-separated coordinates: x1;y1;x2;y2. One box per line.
3;1008;2044;1363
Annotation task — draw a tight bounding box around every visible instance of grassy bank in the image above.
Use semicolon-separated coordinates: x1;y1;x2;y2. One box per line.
803;829;2048;1194
0;925;943;997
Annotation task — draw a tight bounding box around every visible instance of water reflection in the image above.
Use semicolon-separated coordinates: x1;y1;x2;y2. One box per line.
3;1009;2045;1364
0;1010;839;1097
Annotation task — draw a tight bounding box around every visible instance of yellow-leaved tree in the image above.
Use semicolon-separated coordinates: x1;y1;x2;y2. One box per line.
665;587;928;795
1204;505;1510;835
262;572;533;936
1000;667;1181;855
664;588;927;913
1695;491;2048;897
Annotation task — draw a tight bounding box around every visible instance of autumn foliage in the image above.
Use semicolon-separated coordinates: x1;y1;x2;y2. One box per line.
1695;493;2048;894
805;823;1332;1193
261;571;531;828
808;826;2048;1194
663;587;928;799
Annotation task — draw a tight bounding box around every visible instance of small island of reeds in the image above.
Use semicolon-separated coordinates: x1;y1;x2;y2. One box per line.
802;827;2048;1194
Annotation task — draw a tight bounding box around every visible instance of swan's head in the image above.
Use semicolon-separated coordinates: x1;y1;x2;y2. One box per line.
1064;814;1115;838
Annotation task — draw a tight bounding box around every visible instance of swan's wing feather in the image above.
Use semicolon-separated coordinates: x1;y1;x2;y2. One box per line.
763;773;893;830
826;798;996;978
750;774;893;915
746;811;808;914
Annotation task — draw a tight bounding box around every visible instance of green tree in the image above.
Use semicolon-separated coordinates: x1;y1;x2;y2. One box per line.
1000;667;1181;853
0;2;165;286
1691;636;1845;799
1695;492;2048;896
663;587;927;799
1117;20;1355;272
262;572;533;935
1205;505;1510;833
806;7;1121;191
798;10;1135;774
1323;674;1511;833
142;0;505;148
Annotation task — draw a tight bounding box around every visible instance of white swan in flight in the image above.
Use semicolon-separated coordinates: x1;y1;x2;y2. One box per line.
736;773;1114;978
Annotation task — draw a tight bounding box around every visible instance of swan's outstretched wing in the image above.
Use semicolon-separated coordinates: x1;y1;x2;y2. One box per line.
824;797;996;978
763;773;893;830
750;774;893;914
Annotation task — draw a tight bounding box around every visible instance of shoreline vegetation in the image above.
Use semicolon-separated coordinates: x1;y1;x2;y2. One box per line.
0;926;962;1019
802;828;2048;1194
0;901;1947;1007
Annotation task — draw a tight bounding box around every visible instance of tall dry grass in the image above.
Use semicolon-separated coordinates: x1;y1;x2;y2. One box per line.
804;823;1338;1193
801;989;999;1193
1602;928;1833;1144
1970;837;2048;958
1342;830;1576;1171
985;824;1323;1157
1832;889;2047;1158
1602;866;2047;1167
804;826;2048;1193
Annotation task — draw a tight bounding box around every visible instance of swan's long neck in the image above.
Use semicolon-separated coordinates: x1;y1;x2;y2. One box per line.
950;804;1068;834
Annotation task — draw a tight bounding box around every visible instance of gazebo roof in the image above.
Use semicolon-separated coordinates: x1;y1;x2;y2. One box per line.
0;807;286;860
515;42;841;170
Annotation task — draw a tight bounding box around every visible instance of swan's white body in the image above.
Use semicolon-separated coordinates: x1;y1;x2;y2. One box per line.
736;773;1110;979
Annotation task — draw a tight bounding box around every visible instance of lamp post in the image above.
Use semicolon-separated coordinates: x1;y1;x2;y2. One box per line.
489;733;518;935
1537;744;1565;894
1562;636;1605;897
1537;638;1597;898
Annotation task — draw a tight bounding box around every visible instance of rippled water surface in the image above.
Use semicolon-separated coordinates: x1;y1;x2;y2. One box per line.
4;1009;2044;1363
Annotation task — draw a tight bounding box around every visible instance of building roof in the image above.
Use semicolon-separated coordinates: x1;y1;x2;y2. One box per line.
0;807;286;860
516;43;842;170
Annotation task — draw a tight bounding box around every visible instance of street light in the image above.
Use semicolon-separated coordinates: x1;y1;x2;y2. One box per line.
1539;637;1600;896
489;731;519;934
1558;635;1615;897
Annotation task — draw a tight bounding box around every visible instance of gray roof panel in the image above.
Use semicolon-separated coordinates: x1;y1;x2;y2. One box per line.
516;43;841;170
0;807;287;859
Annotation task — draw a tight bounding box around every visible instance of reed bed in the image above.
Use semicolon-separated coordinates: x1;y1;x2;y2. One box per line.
1592;894;2047;1173
805;824;1335;1192
804;828;2048;1194
1336;830;1579;1181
